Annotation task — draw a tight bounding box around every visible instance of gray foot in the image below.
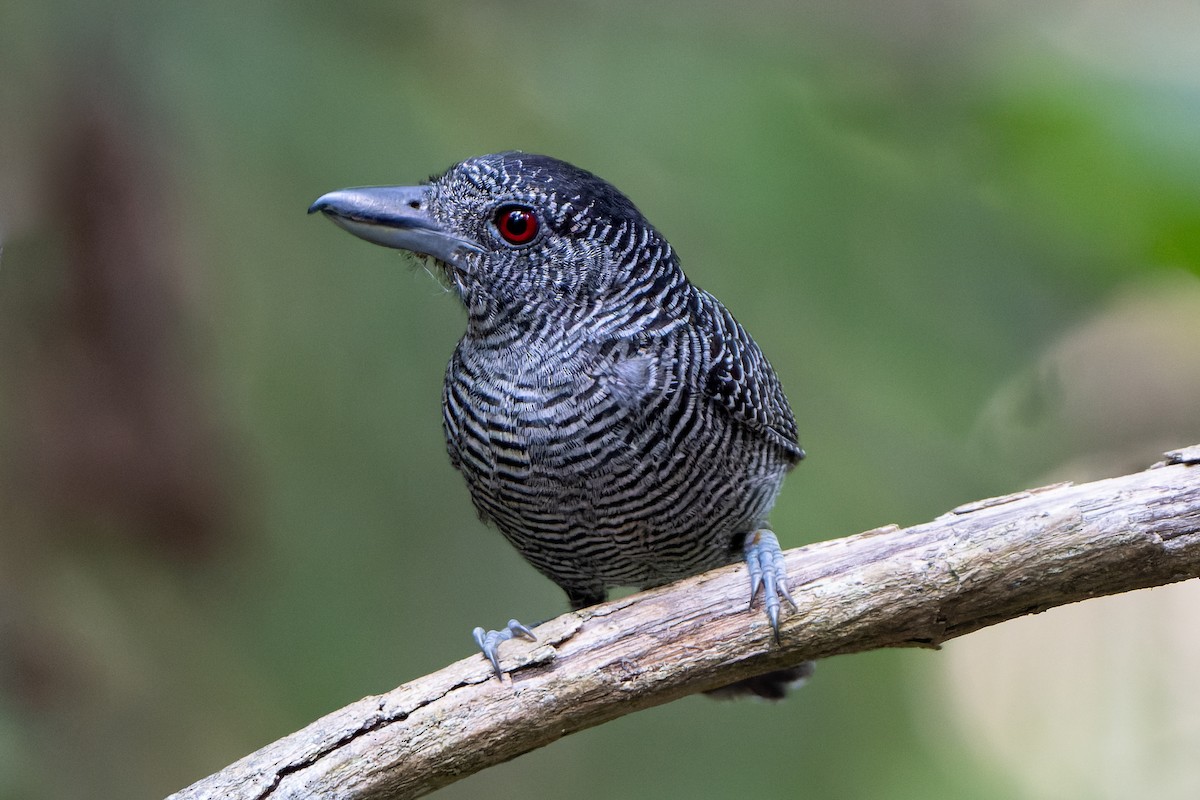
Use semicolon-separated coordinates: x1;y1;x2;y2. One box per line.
744;529;796;640
472;619;536;679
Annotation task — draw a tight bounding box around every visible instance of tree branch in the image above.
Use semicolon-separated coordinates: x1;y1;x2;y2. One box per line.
169;446;1200;800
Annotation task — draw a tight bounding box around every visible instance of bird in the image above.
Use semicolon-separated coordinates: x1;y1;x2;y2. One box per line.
310;152;810;698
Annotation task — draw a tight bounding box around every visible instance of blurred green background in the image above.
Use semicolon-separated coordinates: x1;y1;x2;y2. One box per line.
2;2;1199;799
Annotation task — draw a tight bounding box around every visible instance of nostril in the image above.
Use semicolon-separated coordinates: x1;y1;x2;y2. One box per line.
408;200;421;209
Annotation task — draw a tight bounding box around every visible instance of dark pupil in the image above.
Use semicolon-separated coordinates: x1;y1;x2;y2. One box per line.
497;205;538;244
505;211;529;237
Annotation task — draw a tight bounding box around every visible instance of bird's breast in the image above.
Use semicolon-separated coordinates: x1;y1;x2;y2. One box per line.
440;331;789;589
444;339;649;481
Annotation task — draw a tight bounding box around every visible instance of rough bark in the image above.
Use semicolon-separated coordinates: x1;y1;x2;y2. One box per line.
169;445;1200;800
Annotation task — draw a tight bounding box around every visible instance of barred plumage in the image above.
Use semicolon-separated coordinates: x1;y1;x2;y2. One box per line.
311;152;809;698
443;285;797;603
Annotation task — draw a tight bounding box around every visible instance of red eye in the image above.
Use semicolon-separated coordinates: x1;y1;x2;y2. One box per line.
494;205;540;245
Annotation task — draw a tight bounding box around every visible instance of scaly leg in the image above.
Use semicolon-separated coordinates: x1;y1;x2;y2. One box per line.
743;528;796;641
472;620;536;679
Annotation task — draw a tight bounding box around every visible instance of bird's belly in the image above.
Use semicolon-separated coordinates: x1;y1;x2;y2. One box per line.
445;396;786;592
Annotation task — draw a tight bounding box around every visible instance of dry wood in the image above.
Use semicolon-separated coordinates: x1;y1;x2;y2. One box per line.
169;445;1200;800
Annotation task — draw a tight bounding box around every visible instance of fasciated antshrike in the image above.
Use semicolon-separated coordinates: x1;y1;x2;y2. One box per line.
311;152;810;698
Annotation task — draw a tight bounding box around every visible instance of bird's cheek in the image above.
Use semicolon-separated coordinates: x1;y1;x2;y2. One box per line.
564;259;603;300
550;266;575;296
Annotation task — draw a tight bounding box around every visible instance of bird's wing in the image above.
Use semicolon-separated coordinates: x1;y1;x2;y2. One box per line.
695;290;804;465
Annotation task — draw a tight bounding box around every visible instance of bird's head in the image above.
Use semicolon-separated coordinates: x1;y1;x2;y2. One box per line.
310;152;679;323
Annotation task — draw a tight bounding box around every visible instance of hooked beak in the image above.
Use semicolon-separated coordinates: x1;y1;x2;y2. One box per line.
308;185;481;267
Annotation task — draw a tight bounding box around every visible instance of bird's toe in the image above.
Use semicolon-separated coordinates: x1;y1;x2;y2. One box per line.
744;529;795;641
473;619;537;679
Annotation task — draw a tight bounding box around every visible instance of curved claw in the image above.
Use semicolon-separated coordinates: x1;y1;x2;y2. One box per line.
472;619;537;679
744;529;796;642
